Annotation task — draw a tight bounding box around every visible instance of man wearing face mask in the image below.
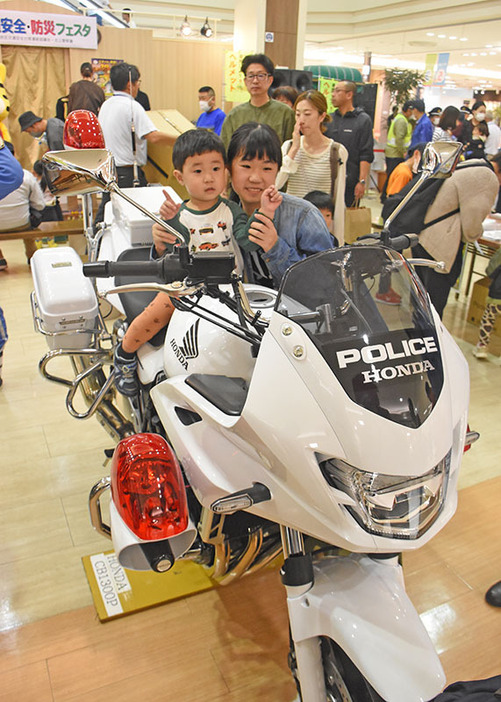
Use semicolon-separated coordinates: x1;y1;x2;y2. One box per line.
18;111;64;151
428;107;442;128
196;86;226;136
408;99;433;150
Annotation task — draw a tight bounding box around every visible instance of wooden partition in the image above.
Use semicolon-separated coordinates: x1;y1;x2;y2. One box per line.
0;0;229;163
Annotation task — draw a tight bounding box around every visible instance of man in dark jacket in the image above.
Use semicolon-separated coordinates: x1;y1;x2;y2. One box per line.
325;81;374;206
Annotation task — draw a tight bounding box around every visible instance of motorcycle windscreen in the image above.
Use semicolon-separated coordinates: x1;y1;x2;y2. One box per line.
276;247;444;428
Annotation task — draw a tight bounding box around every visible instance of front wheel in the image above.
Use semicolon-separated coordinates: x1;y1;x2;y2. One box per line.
321;638;385;702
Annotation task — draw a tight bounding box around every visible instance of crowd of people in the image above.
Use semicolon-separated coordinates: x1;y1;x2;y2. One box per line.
1;53;501;392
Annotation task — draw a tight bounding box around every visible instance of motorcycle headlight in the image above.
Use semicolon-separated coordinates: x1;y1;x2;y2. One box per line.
320;451;451;540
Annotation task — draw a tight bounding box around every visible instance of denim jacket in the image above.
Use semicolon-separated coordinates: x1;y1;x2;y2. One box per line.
236;193;335;288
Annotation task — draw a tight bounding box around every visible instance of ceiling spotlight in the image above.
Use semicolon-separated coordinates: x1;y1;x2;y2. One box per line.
180;15;192;36
200;17;213;38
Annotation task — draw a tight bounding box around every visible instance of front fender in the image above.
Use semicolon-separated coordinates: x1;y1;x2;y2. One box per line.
286;553;445;702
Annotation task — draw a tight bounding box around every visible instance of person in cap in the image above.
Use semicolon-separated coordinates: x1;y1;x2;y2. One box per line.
18;111;64;151
409;98;433;149
382;99;414;202
428;106;442;127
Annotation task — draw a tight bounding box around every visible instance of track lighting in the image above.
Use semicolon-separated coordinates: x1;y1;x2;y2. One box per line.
200;18;213;38
180;15;192;36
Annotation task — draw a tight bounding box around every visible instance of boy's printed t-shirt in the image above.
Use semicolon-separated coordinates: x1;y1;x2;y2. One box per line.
167;197;248;261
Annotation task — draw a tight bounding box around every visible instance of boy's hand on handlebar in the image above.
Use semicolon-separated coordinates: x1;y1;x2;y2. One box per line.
159;189;181;221
152;222;179;256
260;185;282;218
249;213;278;253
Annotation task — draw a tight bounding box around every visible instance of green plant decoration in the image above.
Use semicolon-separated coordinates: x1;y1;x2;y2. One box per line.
384;68;424;107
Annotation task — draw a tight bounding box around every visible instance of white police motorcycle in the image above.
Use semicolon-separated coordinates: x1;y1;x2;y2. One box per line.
30;140;477;701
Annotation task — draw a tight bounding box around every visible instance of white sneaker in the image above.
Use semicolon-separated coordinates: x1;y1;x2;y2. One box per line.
473;346;488;359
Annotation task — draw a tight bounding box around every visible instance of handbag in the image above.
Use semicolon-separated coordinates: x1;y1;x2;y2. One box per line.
344;202;372;244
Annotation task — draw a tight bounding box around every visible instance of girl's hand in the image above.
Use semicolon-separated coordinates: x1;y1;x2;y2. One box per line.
248;212;278;253
159;188;181;221
259;184;283;218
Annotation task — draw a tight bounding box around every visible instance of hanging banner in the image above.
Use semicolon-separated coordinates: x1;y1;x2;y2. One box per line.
423;52;449;87
0;10;97;49
434;52;450;86
224;51;248;104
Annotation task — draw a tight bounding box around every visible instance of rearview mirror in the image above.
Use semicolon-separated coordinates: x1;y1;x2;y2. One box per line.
383;140;464;234
421;141;463;179
42;148;185;243
43;149;116;196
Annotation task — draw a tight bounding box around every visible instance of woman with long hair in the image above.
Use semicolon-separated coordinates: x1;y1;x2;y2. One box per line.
276;90;347;243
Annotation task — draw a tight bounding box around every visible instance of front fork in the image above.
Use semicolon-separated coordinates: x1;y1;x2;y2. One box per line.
281;526;326;702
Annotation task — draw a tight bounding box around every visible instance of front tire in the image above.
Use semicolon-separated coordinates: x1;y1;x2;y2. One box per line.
321;638;385;702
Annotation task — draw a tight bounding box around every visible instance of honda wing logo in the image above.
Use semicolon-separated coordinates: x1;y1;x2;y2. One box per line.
169;319;200;369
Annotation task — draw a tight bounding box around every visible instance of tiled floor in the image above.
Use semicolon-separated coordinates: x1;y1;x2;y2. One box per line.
0;224;500;700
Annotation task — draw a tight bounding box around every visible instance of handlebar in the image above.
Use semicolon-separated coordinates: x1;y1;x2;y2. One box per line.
83;248;237;287
356;231;419;252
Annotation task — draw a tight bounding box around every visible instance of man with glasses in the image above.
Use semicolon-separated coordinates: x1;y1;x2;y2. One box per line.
221;54;295;149
325;80;374;207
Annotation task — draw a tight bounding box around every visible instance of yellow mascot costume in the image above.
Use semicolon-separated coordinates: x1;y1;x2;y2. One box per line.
0;63;11;143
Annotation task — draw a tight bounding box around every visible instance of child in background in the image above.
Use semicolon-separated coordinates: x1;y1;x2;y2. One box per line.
303;190;334;229
303;190;336;244
465;122;489;161
472;246;501;359
113;128;281;396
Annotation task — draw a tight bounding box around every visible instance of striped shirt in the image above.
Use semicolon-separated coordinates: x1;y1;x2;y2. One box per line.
277;137;333;198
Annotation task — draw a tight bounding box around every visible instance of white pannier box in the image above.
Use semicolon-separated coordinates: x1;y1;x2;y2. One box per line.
31;247;98;350
111;186;182;247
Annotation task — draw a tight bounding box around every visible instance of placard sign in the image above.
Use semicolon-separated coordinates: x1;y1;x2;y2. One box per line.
224;50;248;104
0;10;97;49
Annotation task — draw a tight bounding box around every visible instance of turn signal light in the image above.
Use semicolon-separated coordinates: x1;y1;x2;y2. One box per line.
110;433;188;541
464;425;479;452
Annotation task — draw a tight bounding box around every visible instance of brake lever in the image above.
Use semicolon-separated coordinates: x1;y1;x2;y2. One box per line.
105;281;205;298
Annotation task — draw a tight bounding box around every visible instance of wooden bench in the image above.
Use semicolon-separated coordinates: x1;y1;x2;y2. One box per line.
0;218;84;241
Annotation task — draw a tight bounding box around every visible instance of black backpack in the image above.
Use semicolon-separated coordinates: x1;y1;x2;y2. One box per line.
381;160;493;237
381;175;452;236
431;675;501;701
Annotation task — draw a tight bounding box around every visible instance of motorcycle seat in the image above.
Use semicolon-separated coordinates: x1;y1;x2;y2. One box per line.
115;246;167;348
185;374;248;416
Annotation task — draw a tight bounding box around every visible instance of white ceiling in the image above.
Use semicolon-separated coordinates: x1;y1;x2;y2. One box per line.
70;0;501;91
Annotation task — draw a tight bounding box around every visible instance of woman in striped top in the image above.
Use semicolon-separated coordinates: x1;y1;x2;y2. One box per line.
432;105;459;142
276;90;347;243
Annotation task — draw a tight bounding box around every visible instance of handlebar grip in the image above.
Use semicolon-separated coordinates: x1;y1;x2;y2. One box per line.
83;259;166;279
388;233;419;251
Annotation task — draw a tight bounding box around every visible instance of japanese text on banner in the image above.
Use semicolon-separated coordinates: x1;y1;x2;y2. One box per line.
0;10;97;49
